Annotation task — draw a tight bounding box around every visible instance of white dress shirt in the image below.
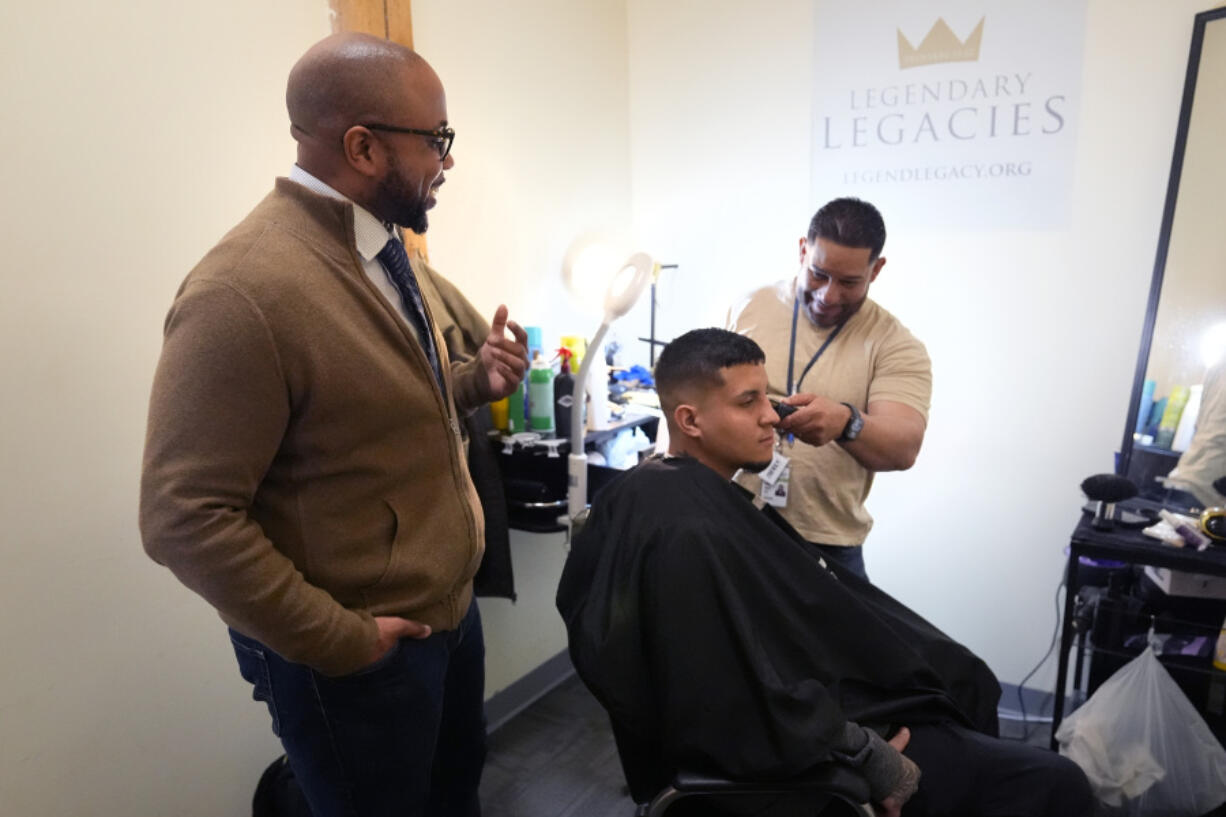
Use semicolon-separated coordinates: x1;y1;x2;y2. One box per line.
287;164;425;346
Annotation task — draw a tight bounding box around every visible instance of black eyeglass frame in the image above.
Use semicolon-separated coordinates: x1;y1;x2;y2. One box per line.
360;122;455;160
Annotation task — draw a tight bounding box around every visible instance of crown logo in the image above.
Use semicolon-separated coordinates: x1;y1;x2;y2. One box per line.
897;17;984;69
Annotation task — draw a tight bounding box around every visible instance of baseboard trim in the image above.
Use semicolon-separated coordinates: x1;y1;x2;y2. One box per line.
485;650;576;734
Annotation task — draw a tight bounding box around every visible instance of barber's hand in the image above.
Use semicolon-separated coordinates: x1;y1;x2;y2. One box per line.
478;305;529;401
776;393;853;447
367;616;432;667
873;727;919;817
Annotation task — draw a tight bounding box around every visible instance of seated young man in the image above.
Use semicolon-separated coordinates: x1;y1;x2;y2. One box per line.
556;328;1092;817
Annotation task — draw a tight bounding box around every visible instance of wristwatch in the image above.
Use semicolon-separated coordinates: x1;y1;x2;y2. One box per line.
839;402;863;442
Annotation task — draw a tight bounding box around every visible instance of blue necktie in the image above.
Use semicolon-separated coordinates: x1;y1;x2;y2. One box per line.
376;237;445;392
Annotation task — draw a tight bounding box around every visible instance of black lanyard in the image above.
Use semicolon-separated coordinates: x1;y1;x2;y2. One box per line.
786;295;845;395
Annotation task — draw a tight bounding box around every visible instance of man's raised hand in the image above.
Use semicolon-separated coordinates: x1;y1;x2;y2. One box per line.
479;305;529;400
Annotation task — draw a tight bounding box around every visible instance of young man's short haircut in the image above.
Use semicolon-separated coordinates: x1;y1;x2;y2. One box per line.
807;197;886;261
655;328;766;414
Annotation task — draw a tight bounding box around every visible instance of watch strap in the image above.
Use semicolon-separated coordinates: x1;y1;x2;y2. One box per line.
839;402;862;442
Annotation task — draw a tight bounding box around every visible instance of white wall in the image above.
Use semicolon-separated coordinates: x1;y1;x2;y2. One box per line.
0;0;630;814
622;0;1214;688
0;3;329;815
411;0;634;351
408;0;633;695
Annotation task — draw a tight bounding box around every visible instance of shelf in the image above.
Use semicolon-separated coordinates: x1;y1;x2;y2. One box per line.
496;412;660;532
1133;443;1183;459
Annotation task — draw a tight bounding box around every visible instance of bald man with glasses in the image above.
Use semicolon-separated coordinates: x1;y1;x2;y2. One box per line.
141;33;527;817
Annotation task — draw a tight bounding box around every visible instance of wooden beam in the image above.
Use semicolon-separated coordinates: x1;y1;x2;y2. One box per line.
328;0;414;46
328;0;387;38
386;1;415;48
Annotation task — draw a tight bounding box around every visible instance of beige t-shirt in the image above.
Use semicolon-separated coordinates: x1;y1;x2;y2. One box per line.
1167;359;1226;507
727;279;932;546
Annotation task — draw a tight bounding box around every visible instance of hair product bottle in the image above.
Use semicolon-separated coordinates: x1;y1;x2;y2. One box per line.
528;351;555;433
554;348;577;439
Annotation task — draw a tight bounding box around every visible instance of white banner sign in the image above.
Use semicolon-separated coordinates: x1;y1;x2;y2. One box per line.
811;1;1087;229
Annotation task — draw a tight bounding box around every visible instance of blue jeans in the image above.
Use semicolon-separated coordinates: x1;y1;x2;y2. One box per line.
811;543;868;582
230;600;486;817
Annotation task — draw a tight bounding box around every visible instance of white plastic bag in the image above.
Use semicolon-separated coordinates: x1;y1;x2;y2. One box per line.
1056;648;1226;815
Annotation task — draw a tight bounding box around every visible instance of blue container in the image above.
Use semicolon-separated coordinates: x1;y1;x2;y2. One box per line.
1135;379;1155;435
524;326;544;360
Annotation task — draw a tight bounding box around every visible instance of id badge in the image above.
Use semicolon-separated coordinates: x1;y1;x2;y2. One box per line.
759;461;790;508
758;450;790;486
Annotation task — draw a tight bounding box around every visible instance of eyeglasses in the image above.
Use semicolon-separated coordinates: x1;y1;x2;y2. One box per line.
361;123;455;160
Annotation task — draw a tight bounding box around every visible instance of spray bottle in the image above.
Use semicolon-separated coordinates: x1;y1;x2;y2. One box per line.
528;351;555;433
507;347;528;433
554;348;578;440
507;380;527;433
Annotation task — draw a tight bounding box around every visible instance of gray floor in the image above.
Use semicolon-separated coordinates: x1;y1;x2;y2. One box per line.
481;674;633;817
479;674;1055;817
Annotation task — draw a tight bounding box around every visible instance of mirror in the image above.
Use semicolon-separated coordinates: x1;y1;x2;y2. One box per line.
1119;8;1226;502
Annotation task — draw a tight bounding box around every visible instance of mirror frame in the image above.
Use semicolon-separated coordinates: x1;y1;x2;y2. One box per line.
1118;7;1226;478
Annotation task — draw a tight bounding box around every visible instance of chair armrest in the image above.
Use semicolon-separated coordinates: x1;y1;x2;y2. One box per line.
672;764;871;803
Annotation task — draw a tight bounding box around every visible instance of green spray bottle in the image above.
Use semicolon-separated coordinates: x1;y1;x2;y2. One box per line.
528;350;555;433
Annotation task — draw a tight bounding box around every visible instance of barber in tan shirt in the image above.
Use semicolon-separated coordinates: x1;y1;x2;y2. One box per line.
727;197;931;581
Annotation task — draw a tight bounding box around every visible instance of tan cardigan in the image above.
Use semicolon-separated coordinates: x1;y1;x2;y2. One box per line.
140;180;489;676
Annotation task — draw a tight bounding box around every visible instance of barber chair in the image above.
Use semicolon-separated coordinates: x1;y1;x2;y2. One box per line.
612;721;873;817
565;511;873;817
637;769;873;817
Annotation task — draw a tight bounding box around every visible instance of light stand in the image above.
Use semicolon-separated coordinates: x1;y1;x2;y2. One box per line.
562;246;655;523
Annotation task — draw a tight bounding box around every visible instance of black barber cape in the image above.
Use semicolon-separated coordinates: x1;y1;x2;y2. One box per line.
556;455;1000;796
